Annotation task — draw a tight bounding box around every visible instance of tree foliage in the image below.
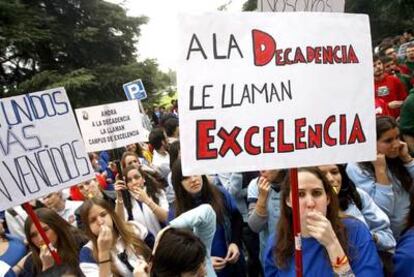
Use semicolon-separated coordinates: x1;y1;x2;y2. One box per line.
242;0;414;44
345;0;414;45
0;0;172;108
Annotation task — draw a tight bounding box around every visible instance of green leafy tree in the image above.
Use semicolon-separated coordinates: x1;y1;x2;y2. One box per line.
0;0;172;107
345;0;414;45
241;0;414;44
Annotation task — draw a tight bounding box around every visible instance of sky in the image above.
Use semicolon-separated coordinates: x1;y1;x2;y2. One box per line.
110;0;246;72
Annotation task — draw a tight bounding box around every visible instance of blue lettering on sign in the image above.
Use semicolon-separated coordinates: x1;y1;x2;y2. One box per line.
123;79;147;101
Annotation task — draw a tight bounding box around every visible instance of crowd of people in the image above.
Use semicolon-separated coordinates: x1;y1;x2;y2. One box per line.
1;31;414;277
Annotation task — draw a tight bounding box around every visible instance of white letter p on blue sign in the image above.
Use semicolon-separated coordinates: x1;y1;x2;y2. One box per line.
123;79;147;100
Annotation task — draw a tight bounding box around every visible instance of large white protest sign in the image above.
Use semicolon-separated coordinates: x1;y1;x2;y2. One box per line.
258;0;345;12
75;101;149;152
178;12;376;175
0;88;94;210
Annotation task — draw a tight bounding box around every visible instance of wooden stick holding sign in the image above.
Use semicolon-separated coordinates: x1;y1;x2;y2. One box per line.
23;203;62;265
289;168;303;277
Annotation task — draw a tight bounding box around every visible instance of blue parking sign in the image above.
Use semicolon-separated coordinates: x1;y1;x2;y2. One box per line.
123;79;147;100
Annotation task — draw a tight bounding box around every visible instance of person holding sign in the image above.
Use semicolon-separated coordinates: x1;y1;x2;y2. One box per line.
264;167;383;276
170;158;245;277
18;208;87;277
346;116;414;239
79;198;151;277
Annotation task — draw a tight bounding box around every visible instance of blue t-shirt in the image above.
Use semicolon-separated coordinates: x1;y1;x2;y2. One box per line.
0;235;27;277
264;217;383;277
394;227;414;277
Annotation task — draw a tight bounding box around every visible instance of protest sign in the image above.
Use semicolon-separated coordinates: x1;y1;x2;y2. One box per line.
177;12;376;175
0;88;94;210
75;100;149;152
258;0;345;12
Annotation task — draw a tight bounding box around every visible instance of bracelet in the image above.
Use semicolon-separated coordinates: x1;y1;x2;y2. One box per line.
98;258;111;264
332;255;348;269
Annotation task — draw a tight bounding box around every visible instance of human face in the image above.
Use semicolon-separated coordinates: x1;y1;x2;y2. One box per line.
181;175;203;195
377;127;401;158
88;204;113;236
286;171;330;228
260;170;280;183
78;179;101;198
42;193;63;211
126;168;145;190
124;155;140;168
29;222;58;248
318;165;342;194
126;144;137;153
406;46;414;61
373;60;384;77
181;261;207;277
383;61;396;74
385;48;397;62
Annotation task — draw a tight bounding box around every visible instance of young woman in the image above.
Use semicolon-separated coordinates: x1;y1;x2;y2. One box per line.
120;165;169;236
319;164;395;251
393;186;414;276
319;164;396;275
346;116;414;239
264;167;383;276
0;221;26;276
170;158;245;277
79;197;151;277
18;208;86;277
121;151;142;169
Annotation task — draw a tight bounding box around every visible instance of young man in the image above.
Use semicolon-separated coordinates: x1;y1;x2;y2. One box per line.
148;127;170;179
381;44;410;74
42;191;82;226
381;55;412;92
404;44;414;84
374;55;407;118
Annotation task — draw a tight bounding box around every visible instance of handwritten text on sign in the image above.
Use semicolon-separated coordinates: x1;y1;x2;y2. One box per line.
177;12;376;175
0;88;93;210
257;0;345;12
75;101;149;152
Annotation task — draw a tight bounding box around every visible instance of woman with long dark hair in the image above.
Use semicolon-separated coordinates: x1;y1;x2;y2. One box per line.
170;158;245;277
319;164;395;251
19;208;86;276
264;167;382;276
79;197;151;276
346;115;414;239
120;165;169;237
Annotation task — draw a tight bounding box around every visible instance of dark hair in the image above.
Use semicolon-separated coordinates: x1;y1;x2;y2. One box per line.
359;116;413;193
337;164;363;211
149;128;166;150
122;165;165;221
80;198;151;267
380;55;393;64
151;228;206;277
24;208;84;275
171;158;225;223
169;141;181;170
274;167;349;268
373;53;381;63
163;118;179;137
